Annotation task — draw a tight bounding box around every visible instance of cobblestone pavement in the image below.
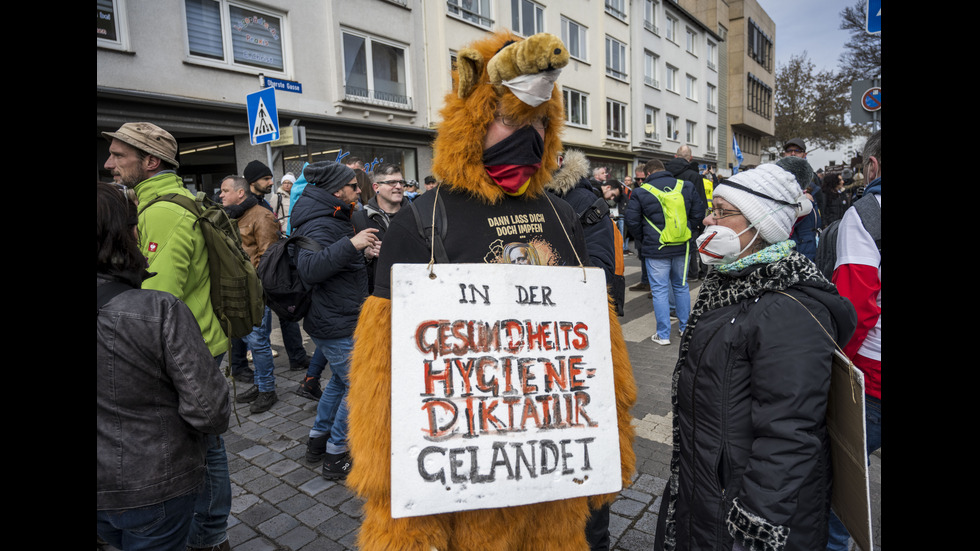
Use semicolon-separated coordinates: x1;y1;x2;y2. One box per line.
103;253;881;550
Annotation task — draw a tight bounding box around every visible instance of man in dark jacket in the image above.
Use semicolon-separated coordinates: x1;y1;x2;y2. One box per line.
666;145;708;280
627;158;705;346
291;160;380;480
352;162;409;294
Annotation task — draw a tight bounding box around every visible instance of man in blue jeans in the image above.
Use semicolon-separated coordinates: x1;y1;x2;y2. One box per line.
289;160;380;479
626;158;704;345
219;174;281;413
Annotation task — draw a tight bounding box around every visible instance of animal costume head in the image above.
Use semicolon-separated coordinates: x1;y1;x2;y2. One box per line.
433;30;569;204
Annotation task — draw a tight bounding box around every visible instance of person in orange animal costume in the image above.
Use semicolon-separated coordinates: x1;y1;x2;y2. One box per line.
345;30;637;551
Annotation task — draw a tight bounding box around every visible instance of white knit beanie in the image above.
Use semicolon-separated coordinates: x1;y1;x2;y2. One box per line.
715;163;812;244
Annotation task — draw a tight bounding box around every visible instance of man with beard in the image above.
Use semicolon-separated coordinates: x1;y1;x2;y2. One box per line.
102;121;233;551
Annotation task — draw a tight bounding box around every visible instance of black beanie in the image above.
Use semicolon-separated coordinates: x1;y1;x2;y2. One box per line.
304;161;355;194
243;160;273;184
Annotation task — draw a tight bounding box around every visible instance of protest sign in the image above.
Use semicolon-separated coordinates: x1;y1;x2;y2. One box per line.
389;263;622;518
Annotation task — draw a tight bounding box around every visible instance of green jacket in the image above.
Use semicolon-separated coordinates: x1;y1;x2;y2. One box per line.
135;172;229;357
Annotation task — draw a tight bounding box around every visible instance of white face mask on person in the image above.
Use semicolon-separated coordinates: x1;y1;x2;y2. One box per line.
695;223;762;266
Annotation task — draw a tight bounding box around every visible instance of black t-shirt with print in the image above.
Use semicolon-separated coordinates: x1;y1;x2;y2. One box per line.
372;186;591;300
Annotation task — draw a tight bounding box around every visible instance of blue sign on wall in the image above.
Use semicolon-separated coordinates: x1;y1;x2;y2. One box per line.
264;77;302;94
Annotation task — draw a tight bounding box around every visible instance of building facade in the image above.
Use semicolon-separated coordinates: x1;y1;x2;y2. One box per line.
98;0;774;193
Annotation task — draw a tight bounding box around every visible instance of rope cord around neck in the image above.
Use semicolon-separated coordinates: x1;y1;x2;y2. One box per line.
544;192;587;282
426;186;442;279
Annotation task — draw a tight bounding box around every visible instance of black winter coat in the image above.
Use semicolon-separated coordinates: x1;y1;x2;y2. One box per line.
660;255;857;551
290;184;369;339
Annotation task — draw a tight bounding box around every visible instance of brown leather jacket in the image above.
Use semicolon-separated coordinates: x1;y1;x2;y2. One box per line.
238;203;281;268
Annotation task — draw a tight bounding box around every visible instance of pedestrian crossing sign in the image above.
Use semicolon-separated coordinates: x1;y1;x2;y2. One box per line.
247;87;280;145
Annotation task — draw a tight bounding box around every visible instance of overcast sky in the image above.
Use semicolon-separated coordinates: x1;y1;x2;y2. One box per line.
755;0;858;73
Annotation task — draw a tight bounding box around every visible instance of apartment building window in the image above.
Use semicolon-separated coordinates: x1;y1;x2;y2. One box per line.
665;64;678;93
686;74;697;101
707;40;718;71
342;30;411;108
707;83;717;112
563;87;589;127
747;18;773;72
685;28;697;55
447;0;493;29
665;13;677;43
512;0;543;37
605;0;626;21
707;126;717;153
747;73;772;119
643;0;659;35
606;99;628;140
605;36;627;80
644;105;659;141
184;0;286;73
97;0;129;49
561;17;587;61
666;114;678;140
644;50;659;88
686;120;696;144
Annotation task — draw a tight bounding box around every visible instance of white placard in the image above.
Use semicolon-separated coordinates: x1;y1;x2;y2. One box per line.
389;263;622;518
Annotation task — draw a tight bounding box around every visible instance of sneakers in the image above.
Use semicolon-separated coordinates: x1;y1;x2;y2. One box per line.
306;435;328;464
295;377;322;401
322;451;352;480
630;281;650;292
235;385;260;403
290;356;311;372
250;391;278;413
651;335;671;346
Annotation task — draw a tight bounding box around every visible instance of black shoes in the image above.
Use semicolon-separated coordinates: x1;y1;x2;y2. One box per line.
250;391;278;413
306;434;328;464
322;451;352;480
233;367;255;384
235;385;259;403
629;281;650;292
295;376;322;401
290;356;311;372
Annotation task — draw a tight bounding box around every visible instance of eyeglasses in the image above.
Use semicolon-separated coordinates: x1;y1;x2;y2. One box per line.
706;206;743;219
346;182;359;190
784;148;805;155
494;113;549;131
377;179;406;187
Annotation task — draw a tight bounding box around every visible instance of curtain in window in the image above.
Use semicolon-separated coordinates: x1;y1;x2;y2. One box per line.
185;0;223;60
229;5;284;71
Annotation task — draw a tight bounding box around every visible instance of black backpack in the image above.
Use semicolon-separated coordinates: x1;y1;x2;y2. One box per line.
815;193;881;280
257;234;322;322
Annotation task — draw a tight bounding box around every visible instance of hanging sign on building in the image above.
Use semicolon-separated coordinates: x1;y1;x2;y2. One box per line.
388;263;622;518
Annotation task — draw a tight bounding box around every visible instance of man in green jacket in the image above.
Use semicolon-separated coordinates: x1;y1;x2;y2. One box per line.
103;121;234;551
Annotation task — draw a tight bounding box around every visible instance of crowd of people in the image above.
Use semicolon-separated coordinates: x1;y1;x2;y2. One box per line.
98;30;879;551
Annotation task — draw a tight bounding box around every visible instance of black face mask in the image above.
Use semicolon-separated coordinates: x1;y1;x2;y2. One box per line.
482;125;544;195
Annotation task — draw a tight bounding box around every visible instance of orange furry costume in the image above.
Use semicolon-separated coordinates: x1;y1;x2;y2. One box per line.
346;30;636;551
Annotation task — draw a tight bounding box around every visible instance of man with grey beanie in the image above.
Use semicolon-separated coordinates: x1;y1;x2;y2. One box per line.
289;160;380;480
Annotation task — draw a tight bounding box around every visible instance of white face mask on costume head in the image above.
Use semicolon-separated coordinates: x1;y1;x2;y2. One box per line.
696;223;761;266
501;69;561;107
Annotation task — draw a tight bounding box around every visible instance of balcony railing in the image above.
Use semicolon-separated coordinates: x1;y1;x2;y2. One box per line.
344;85;413;110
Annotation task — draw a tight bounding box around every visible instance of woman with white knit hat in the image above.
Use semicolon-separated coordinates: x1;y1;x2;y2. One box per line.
654;158;858;551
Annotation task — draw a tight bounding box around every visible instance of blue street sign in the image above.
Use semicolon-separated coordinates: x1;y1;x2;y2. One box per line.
867;0;881;34
247;87;280;145
862;87;881;112
264;77;302;94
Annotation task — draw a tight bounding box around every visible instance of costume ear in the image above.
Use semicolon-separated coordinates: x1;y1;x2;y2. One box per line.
456;47;484;99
